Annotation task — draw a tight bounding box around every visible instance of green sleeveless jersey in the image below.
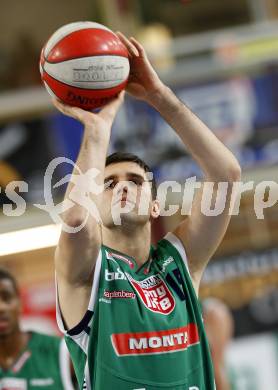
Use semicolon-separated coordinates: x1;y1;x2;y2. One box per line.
0;331;74;389
57;233;215;390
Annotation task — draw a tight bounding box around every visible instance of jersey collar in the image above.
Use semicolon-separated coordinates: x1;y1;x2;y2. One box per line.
103;244;155;273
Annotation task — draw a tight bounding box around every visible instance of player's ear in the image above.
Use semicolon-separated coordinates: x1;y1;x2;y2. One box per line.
151;199;160;219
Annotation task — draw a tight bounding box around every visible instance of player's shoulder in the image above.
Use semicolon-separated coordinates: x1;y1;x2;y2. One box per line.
156;232;185;256
154;232;189;269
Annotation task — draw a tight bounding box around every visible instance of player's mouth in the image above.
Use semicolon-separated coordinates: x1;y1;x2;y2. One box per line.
121;197;136;206
114;196;135;206
0;317;10;331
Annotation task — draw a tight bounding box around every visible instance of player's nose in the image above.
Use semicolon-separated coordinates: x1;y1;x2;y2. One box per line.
116;180;133;194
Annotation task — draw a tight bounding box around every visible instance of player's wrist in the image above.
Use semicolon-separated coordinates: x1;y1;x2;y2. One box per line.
83;123;111;144
145;84;173;109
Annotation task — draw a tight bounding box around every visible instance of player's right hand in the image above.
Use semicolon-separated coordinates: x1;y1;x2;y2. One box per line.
52;91;125;132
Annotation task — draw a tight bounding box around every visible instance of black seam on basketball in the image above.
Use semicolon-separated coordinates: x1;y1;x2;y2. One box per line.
45;53;129;64
45;71;127;91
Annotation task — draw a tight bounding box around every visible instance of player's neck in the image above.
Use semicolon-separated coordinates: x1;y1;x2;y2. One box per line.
102;223;151;266
0;329;29;370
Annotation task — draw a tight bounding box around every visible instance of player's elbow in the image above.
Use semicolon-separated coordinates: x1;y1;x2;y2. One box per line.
226;161;241;183
208;161;241;184
216;158;241;183
62;213;87;229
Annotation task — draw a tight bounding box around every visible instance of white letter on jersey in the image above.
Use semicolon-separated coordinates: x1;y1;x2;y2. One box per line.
105;268;127;281
129;338;148;350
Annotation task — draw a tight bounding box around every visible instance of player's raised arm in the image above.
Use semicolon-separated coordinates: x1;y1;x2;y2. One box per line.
149;88;241;292
117;32;241;293
53;93;124;330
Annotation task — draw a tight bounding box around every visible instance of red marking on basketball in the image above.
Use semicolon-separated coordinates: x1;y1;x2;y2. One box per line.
43;71;127;110
47;29;128;63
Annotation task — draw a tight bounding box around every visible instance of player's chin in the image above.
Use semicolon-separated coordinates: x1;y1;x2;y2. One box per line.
0;323;13;337
105;205;150;227
118;210;150;225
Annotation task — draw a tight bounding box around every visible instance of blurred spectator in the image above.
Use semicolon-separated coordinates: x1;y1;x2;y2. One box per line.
6;33;41;89
203;298;234;390
0;267;75;389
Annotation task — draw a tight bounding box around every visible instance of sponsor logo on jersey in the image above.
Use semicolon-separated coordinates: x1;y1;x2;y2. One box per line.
99;297;111;304
106;250;134;269
111;323;199;356
0;377;27;389
105;268;127;281
103;290;136;299
161;256;174;272
30;378;54;386
126;273;175;315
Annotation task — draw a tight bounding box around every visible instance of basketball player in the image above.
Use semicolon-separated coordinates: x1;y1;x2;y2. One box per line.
0;268;74;389
53;33;241;389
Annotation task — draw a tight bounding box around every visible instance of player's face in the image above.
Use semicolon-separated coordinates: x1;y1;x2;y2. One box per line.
101;162;159;227
0;279;20;337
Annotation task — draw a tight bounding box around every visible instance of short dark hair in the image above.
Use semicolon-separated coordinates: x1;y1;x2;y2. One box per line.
106;152;157;199
0;268;19;295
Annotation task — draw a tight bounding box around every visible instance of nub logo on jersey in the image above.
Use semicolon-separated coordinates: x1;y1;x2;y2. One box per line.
126;273;175;315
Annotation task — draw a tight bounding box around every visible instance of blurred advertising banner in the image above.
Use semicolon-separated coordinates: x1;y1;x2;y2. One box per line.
200;247;278;337
0;118;64;206
0;248;59;335
0;67;278;206
111;70;278;181
20;282;58;334
48;67;278;185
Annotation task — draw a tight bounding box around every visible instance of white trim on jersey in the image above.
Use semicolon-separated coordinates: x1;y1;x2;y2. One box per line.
59;339;75;390
164;232;190;273
87;249;102;312
83;361;92;390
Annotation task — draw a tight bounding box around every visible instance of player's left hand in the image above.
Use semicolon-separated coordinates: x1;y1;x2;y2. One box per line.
116;32;165;103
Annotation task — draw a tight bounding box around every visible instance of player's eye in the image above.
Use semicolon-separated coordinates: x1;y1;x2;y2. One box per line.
130;178;143;186
0;292;13;303
104;180;116;190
